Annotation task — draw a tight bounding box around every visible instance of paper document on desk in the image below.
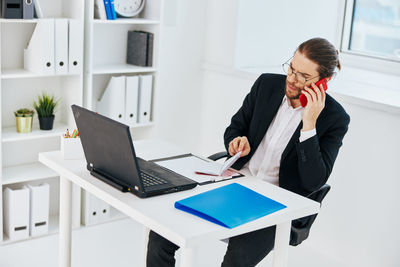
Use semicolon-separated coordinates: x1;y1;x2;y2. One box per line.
154;154;242;184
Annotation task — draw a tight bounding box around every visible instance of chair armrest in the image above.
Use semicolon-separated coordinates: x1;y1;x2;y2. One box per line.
306;184;331;204
207;151;228;161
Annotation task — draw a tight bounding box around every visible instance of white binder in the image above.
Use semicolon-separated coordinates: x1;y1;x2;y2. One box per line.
96;195;111;222
138;75;153;124
27;184;50;237
33;0;43;18
97;76;126;123
125;76;139;126
24;18;55;75
54;19;69;74
68;19;83;74
81;190;96;225
81;191;110;226
3;187;30;241
94;0;107;20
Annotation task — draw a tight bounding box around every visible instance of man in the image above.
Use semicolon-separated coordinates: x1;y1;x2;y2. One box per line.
147;37;350;267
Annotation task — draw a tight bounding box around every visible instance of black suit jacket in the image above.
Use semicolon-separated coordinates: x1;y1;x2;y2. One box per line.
224;73;350;197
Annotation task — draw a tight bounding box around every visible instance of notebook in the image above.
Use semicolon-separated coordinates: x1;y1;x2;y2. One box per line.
195;151;242;176
174;183;286;228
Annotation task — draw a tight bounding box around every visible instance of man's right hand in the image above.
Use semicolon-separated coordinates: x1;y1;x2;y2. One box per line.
228;136;251;157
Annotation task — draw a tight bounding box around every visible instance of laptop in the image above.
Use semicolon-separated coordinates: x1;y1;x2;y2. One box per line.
71;105;197;198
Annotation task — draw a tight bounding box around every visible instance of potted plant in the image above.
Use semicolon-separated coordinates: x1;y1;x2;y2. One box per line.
14;108;35;133
34;92;59;130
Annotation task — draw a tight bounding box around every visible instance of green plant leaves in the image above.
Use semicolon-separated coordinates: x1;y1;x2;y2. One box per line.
14;108;34;117
34;92;59;118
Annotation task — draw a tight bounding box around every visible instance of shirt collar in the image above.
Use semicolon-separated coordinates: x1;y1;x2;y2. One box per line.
282;95;303;111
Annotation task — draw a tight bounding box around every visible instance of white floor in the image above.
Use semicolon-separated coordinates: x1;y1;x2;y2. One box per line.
0;217;343;267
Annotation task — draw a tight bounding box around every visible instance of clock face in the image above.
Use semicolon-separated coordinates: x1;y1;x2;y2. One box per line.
114;0;145;17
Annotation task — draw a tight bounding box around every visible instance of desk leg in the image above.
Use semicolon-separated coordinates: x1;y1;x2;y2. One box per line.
141;226;150;267
272;221;291;267
180;247;194;267
59;176;72;267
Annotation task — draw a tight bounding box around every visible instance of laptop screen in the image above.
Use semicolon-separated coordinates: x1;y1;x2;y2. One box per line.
71;105;143;191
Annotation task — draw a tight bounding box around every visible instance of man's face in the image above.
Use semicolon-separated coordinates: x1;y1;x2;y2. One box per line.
285;51;320;100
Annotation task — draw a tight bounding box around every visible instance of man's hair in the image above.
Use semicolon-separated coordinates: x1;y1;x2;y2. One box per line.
297;38;341;78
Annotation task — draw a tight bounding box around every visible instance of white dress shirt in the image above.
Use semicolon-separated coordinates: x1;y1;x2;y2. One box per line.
244;95;316;185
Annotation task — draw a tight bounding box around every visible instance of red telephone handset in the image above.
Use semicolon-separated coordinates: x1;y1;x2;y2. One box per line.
299;78;328;107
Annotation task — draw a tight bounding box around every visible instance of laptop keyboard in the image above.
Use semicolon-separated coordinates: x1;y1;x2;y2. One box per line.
141;171;168;187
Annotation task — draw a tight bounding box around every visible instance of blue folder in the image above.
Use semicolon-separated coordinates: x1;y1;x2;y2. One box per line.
103;0;112;20
109;0;117;20
174;183;287;228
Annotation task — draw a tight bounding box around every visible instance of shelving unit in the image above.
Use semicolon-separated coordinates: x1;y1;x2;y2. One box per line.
93;18;160;25
0;0;163;247
0;0;84;244
81;0;163;226
2;122;68;142
84;0;162;128
92;64;157;75
0;19;38;24
2;162;58;185
1;69;80;79
2;214;59;245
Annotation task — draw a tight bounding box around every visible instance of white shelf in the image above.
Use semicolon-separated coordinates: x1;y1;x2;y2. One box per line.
2;214;59;245
92;64;157;75
93;18;160;25
130;122;155;129
2;162;58;185
2;122;68;143
0;19;38;24
1;69;80;79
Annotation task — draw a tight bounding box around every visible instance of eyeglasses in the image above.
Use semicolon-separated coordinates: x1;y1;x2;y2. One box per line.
282;61;319;84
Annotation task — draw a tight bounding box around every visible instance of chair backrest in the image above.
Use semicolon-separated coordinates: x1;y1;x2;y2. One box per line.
307;184;331;203
289;184;331;246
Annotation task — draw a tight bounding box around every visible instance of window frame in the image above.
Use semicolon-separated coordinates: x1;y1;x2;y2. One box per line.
339;0;400;75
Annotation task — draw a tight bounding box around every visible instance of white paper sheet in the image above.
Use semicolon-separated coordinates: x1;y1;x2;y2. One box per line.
155;155;223;184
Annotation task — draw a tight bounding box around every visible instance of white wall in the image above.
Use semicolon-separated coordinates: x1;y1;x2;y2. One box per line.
306;96;400;267
235;0;342;69
133;0;207;153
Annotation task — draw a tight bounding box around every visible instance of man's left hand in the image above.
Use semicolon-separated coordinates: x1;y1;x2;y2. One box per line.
301;82;326;131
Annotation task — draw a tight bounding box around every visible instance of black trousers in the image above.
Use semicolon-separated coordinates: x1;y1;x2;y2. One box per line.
146;226;276;267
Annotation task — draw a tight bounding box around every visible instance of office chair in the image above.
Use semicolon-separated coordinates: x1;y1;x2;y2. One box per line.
207;151;331;246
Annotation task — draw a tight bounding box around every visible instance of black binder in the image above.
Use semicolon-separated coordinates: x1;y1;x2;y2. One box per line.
127;31;154;67
2;0;23;19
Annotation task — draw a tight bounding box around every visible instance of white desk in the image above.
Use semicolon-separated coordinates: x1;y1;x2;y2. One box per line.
39;139;320;267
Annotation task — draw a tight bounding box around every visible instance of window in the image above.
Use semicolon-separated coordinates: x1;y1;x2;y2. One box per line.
341;0;400;62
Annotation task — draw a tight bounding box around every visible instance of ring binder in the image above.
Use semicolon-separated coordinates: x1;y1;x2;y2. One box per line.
28;183;50;236
24;18;55;75
3;186;30;241
97;76;126;123
138;75;152;124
